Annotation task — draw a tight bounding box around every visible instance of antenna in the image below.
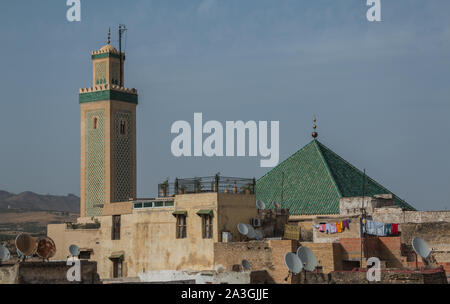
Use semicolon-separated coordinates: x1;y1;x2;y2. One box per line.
0;245;10;263
118;24;128;87
297;246;318;272
242;260;252;271
69;244;80;257
412;237;431;267
36;237;56;260
285;252;303;275
256;200;265;210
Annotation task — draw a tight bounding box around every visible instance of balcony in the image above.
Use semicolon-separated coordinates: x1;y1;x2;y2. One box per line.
158;174;255;197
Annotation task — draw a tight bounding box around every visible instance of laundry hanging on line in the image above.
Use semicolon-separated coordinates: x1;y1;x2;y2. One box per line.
361;219;399;236
313;219;351;234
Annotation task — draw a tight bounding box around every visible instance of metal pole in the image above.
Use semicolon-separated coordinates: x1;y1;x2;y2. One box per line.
119;25;122;87
360;169;366;268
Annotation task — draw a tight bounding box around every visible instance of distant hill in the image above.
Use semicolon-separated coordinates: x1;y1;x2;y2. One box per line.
0;190;80;213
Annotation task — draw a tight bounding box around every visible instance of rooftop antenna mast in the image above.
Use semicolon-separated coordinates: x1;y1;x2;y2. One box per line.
360;169;367;268
118;24;128;87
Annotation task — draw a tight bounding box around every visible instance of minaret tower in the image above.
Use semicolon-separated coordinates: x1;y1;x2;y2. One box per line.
79;31;138;217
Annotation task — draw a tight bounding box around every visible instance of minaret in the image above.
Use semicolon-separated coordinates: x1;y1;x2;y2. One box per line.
79;32;138;217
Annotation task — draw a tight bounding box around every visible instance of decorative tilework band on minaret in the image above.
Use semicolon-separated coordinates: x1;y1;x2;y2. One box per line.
79;38;138;217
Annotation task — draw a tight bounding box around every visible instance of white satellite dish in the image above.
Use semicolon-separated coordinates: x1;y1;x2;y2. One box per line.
412;237;431;259
297;246;318;272
0;245;10;262
285;252;303;274
69;244;80;257
255;230;264;240
242;260;252;271
256;200;266;210
246;225;256;239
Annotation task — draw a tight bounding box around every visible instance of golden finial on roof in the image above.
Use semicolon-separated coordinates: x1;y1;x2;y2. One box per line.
312;114;318;139
107;27;111;45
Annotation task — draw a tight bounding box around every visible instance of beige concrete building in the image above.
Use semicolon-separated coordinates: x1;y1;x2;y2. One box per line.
48;40;259;280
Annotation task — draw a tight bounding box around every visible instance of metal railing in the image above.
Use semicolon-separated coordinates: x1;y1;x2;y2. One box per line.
158;174;255;197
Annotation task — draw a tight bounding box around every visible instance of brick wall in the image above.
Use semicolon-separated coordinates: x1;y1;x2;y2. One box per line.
214;240;298;284
300;242;342;273
0;261;101;284
372;209;450;224
328;269;447;284
338;236;404;268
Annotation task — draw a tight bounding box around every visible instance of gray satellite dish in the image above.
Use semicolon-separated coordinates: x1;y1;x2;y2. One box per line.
0;245;10;262
238;223;249;236
285;252;303;274
255;230;264;240
69;244;80;257
246;225;256;239
242;260;252;271
412;237;431;259
256;200;266;210
297;246;318;272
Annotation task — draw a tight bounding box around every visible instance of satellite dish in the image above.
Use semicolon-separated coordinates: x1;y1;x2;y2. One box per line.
273;202;280;209
255;230;264;240
242;260;252;271
256;200;266;210
69;244;80;257
238;223;249;236
36;237;56;259
0;245;10;262
297;246;318;272
15;233;38;256
412;237;431;259
285;252;303;274
246;225;256;239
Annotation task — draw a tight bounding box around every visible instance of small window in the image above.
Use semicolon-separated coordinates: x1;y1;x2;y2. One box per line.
176;215;187;239
92;117;98;129
202;214;213;239
164;201;174;207
119;119;127;135
143;202;153;208
112;215;121;240
154;201;164;208
112;259;123;278
133;202;143;209
79;251;91;260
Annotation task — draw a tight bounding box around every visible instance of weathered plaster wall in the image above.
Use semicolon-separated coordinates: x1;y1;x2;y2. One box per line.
49;193;256;280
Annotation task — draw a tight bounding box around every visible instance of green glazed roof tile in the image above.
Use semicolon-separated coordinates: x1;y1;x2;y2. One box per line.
256;140;415;215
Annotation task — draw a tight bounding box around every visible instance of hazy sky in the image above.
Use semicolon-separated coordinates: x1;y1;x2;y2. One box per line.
1;0;449;210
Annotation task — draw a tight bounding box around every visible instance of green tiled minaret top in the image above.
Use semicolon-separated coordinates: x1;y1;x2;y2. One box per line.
255;139;415;215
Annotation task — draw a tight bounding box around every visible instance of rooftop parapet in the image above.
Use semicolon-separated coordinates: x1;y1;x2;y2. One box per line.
158;174;256;197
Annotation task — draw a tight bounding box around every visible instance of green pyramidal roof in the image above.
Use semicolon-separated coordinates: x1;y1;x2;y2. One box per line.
256;140;415;215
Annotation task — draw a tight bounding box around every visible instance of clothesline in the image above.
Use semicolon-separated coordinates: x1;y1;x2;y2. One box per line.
314;219;351;234
361;219;399;236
